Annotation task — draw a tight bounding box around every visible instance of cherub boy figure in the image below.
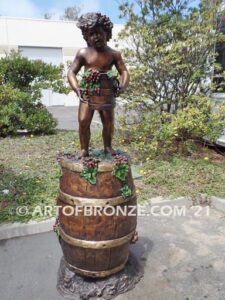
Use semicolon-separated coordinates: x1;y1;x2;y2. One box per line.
67;13;129;157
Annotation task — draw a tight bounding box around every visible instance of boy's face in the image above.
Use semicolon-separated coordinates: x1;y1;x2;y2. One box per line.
87;26;107;49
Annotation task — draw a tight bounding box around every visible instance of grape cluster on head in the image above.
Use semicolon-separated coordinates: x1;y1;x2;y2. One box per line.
113;154;128;165
77;12;113;42
98;14;113;33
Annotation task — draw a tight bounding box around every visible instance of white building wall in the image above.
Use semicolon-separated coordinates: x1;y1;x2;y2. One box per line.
0;17;86;48
0;17;124;106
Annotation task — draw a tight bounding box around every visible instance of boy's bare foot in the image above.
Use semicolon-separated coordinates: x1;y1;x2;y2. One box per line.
131;231;138;244
78;149;89;158
104;147;116;155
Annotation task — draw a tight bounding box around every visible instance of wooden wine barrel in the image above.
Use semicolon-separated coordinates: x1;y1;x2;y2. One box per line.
56;154;137;278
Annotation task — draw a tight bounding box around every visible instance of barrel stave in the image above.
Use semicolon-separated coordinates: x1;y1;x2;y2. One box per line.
60;241;129;272
57;197;137;240
57;156;137;277
60;168;135;198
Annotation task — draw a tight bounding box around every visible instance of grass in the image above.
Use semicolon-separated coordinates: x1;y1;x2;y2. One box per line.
142;156;225;198
1;130;225;223
0;130;79;223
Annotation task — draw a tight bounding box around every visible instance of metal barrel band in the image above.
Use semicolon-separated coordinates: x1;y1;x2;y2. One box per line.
60;228;135;249
64;254;129;278
58;189;136;206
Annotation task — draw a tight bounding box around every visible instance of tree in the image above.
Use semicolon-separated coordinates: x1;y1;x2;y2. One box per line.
117;0;225;157
60;6;80;21
44;13;53;20
0;51;69;136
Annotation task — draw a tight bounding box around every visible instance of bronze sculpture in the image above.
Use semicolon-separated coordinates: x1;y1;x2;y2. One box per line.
56;15;139;297
67;12;129;157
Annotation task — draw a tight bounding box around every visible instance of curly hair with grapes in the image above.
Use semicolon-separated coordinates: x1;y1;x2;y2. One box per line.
77;12;113;42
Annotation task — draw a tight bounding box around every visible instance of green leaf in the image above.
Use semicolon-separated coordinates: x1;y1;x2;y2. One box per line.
79;80;87;89
80;167;97;185
120;185;132;197
107;70;118;78
82;68;92;78
113;163;129;181
89;83;95;92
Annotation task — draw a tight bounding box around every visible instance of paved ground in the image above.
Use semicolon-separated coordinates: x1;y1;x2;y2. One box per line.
47;106;104;130
1;200;225;300
47;105;125;131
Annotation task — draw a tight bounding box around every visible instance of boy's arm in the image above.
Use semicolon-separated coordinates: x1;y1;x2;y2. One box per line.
114;51;129;93
67;50;85;98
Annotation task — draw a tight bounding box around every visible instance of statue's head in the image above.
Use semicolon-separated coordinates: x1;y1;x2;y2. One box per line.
77;12;113;46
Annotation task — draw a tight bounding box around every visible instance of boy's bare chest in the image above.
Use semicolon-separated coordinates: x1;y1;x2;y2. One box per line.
84;52;114;71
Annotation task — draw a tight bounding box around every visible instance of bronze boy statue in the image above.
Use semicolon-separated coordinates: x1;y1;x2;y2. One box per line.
67;12;129;157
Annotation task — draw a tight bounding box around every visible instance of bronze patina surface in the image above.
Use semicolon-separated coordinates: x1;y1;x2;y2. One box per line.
57;153;137;278
56;14;139;296
67;12;129;157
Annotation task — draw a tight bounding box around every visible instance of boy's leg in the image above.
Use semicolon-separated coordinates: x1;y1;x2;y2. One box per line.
99;109;115;154
78;102;94;157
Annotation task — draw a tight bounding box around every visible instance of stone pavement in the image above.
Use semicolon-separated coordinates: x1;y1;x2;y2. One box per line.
47;106;104;130
1;200;225;300
47;106;79;130
47;105;125;130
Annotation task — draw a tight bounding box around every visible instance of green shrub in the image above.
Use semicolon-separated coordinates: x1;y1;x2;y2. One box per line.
118;94;225;159
0;85;57;136
0;51;68;137
23;107;57;134
117;1;225;159
0;51;67;94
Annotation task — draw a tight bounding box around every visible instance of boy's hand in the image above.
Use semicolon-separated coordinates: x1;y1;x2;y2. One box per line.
119;85;126;93
116;85;125;96
75;88;82;100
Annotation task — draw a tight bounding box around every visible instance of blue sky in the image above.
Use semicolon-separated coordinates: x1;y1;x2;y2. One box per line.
0;0;200;24
0;0;124;24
